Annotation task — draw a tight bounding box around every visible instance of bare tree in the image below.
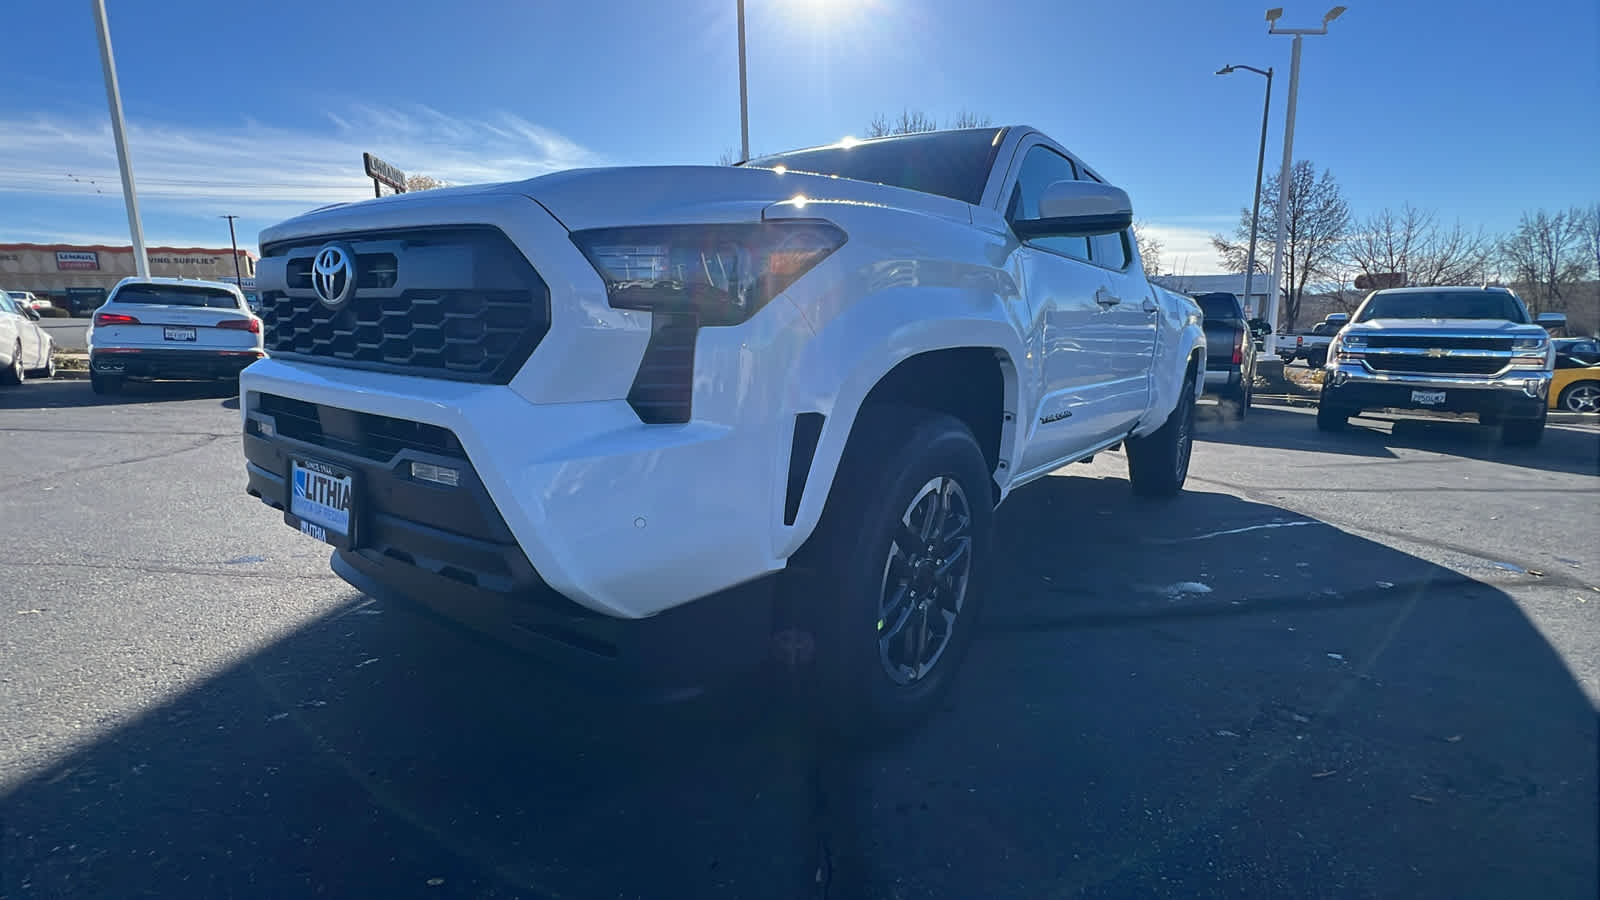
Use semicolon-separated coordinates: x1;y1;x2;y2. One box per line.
1345;204;1492;288
865;109;938;137
864;109;992;137
1132;221;1163;279
404;173;446;191
1211;160;1350;330
1497;208;1590;314
947;110;994;129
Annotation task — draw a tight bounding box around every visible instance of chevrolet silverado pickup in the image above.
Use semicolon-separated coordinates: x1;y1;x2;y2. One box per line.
239;126;1206;732
1317;286;1561;445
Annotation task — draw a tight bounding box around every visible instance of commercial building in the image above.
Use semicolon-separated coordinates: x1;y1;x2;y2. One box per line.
0;243;257;315
1152;274;1273;320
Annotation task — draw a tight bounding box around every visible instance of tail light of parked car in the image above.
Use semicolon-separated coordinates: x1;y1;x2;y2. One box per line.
95;312;140;326
216;318;262;334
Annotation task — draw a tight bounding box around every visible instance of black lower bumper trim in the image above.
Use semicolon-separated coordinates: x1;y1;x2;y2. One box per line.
93;349;261;379
1322;383;1545;419
331;549;775;693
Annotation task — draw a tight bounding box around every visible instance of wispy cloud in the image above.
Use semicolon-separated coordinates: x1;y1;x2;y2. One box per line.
0;105;603;230
1142;223;1227;275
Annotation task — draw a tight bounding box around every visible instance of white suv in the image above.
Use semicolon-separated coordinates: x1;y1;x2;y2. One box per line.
241;127;1204;730
88;278;264;394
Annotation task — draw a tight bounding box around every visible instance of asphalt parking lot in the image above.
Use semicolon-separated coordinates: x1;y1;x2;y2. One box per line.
2;381;1596;899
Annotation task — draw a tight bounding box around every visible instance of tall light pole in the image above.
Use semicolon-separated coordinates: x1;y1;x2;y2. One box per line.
91;0;149;280
1217;63;1273;329
220;215;244;286
737;0;750;162
1262;5;1345;354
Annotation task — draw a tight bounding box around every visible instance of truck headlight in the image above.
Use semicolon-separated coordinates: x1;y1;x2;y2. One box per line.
572;222;847;326
1511;336;1547;352
1333;333;1366;360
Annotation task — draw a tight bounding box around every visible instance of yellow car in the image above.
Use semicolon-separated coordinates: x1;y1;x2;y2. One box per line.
1551;357;1600;413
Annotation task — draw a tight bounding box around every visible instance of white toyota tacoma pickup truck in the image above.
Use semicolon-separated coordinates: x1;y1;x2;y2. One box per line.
241;126;1205;730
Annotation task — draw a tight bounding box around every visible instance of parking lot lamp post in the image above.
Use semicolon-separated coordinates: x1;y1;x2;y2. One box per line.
221;215;244;287
91;0;149;280
1262;5;1345;352
1217;64;1273;332
737;0;750;162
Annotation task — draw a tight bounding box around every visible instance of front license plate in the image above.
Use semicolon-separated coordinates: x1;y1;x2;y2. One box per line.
1411;390;1446;406
163;326;197;342
290;459;353;543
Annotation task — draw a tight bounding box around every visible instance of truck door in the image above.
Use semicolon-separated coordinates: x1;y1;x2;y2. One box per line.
1002;144;1124;475
1087;222;1154;431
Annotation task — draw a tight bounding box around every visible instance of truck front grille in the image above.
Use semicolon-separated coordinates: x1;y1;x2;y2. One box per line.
1366;335;1514;351
259;227;550;384
1364;355;1508;376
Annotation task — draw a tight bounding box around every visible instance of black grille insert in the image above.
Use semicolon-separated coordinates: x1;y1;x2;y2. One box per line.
255;392;466;462
1366;335;1514;351
627;312;699;424
1365;355;1508;375
261;227;549;383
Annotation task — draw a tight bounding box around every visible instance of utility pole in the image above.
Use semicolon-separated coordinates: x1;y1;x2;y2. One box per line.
91;0;149;279
221;215;244;286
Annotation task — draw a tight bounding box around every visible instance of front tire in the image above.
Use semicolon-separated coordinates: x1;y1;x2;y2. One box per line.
1558;381;1600;414
1316;401;1349;432
2;342;24;385
800;407;994;738
1127;366;1196;497
1501;409;1546;446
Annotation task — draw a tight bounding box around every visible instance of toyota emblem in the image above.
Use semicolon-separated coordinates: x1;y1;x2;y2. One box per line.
311;244;358;309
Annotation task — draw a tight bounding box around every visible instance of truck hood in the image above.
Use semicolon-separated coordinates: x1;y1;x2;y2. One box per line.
1346;318;1550;337
509;165;976;231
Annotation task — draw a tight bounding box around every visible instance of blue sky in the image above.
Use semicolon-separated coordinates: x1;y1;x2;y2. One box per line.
1;0;1596;271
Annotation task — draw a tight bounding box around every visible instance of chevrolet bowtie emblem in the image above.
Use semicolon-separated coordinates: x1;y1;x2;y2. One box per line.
1425;348;1448;358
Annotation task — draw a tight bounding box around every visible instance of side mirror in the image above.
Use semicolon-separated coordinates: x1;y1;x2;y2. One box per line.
22;306;41;321
1013;180;1133;240
1536;312;1567;332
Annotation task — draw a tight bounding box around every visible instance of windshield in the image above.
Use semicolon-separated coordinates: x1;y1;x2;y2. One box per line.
111;284;240;309
745;128;1004;205
1356;290;1528;323
1196;293;1241;321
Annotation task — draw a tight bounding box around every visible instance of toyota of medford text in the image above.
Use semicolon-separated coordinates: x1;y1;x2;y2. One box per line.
239;126;1206;733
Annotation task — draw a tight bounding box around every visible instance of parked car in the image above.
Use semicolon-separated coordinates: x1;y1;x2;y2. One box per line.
0;289;56;384
86;278;264;394
1195;292;1256;417
1317;286;1560;444
1278;314;1348;366
1554;337;1600;366
2;290;52;313
1550;354;1600;414
240;126;1207;733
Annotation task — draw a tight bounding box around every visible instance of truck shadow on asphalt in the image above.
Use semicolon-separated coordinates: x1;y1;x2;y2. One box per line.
1201;403;1599;477
3;480;1596;899
0;378;239;411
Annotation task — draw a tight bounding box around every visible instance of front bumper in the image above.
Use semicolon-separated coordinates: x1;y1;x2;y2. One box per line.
1321;363;1550;418
241;386;776;690
92;348;263;379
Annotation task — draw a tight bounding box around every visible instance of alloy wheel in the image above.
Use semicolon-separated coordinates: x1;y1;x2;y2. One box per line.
878;475;974;686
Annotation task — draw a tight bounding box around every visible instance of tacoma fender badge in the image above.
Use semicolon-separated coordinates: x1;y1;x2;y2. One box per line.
1040;410;1073;425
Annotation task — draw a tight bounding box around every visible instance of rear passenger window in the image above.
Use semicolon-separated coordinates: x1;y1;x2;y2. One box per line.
1006;145;1089;261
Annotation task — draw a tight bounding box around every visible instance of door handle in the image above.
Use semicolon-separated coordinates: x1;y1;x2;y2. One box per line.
1141;296;1159;314
1094;288;1121;307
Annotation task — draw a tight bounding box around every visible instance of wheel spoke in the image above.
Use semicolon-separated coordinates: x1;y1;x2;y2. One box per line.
879;584;915;644
935;536;971;579
894;522;924;560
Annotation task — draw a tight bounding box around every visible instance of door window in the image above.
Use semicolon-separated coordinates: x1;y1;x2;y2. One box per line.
1006;145;1089;261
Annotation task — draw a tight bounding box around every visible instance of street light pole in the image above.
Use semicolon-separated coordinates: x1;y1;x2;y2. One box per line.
1217;64;1274;332
737;0;750;162
91;0;148;280
1262;5;1345;355
221;215;243;286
